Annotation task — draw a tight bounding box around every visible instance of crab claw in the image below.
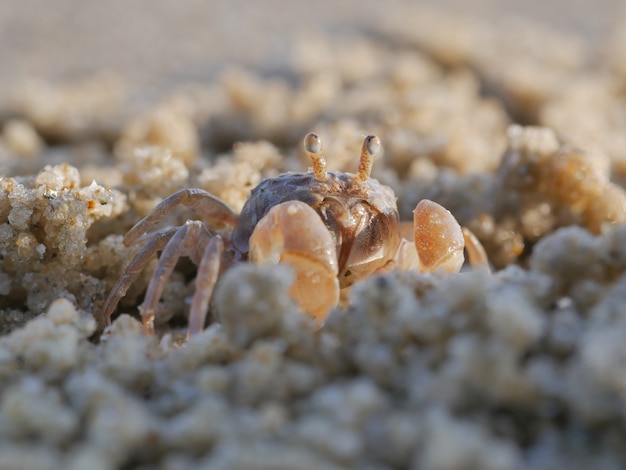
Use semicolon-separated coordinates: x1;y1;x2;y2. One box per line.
413;199;465;274
249;200;340;322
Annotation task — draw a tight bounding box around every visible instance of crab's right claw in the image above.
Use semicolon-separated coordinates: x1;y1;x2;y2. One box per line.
249;201;340;323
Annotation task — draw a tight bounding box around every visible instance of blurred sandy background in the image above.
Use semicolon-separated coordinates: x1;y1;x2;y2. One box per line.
0;0;621;100
3;2;626;469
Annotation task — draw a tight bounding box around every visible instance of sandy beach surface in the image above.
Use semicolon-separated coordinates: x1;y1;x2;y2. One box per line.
1;1;626;469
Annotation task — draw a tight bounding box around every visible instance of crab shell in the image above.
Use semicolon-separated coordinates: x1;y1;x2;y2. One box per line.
233;171;402;289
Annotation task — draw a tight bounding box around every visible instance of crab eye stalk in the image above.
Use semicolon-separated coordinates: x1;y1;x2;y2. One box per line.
304;132;328;181
356;135;381;182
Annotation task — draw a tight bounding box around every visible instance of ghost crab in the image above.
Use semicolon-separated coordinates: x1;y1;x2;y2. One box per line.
101;133;488;336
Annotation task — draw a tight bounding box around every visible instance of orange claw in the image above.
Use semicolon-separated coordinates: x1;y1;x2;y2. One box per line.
249;200;340;322
413;199;465;274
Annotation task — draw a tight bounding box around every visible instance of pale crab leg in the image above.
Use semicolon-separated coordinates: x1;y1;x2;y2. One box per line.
187;235;224;337
461;227;490;271
124;189;238;246
140;220;207;335
249;200;340;323
100;227;179;328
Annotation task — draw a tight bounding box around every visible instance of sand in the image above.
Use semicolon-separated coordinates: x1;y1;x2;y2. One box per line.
1;2;626;469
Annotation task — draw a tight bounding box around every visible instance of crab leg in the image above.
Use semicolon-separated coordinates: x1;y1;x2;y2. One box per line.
140;220;207;335
187;235;224;337
99;227;179;328
124;189;238;245
249;200;340;322
461;227;490;271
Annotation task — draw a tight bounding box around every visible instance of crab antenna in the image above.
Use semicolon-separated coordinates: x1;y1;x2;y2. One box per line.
304;133;328;181
356;135;381;182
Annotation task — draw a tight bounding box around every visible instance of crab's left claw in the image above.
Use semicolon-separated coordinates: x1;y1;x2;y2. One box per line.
413;199;489;274
249;201;340;322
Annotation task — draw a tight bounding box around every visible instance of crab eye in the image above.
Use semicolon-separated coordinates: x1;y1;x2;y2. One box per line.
304;133;327;181
304;133;322;154
356;135;382;182
365;135;381;157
